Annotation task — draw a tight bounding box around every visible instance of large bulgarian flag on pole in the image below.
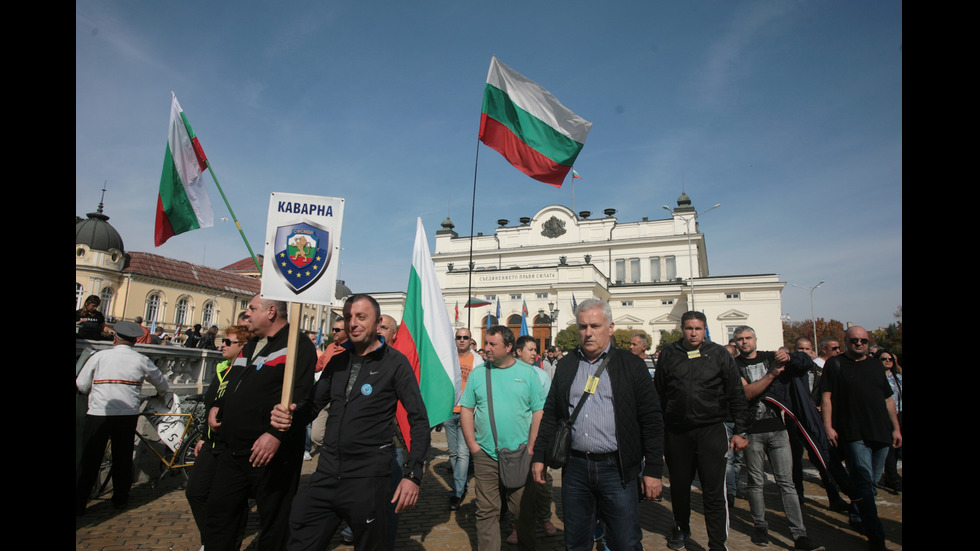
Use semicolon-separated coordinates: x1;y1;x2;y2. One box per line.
393;218;463;448
478;56;592;188
155;93;214;246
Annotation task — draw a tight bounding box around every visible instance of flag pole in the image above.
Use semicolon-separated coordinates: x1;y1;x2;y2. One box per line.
466;138;480;330
205;160;263;274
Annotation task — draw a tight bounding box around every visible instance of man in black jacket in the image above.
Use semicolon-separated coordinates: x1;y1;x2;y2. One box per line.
532;298;664;551
272;294;430;550
655;311;748;551
205;295;316;551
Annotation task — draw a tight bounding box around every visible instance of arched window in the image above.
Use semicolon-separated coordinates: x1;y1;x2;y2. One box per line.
76;283;85;309
145;294;161;324
99;287;114;315
202;301;215;328
175;297;190;327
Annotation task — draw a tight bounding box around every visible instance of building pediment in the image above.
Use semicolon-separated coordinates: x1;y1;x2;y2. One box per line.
717;309;749;321
613;314;645;326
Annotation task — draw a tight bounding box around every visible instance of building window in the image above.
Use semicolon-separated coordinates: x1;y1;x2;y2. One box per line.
726;292;740;300
630;258;640;283
175;298;190;327
145;294;161;323
240;299;248;310
665;256;677;280
621;300;634;307
661;299;674;306
615;259;626;284
536;293;548;299
650;257;661;282
485;295;496;301
202;301;215;327
510;294;522;300
99;287;113;315
727;326;738;342
76;283;85;309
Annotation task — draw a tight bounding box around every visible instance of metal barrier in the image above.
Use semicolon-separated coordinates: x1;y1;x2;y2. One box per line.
75;339;224;485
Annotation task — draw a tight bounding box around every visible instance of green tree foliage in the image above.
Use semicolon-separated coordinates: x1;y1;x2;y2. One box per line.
782;318;846;350
554;326;580;352
656;329;683;352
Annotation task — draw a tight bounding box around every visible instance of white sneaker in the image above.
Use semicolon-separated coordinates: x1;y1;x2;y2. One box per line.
303;451;313;461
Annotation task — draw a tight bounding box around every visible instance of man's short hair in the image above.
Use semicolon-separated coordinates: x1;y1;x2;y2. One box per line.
134;316;144;324
733;325;755;338
818;336;838;349
546;346;556;353
681;311;707;325
194;324;202;331
486;325;516;349
344;294;381;320
795;336;813;347
576;298;613;325
631;332;649;347
515;335;536;352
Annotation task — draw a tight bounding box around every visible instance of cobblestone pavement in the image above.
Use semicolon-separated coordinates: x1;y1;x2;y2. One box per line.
76;430;902;550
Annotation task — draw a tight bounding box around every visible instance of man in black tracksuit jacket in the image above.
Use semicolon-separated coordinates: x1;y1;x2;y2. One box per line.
655;311;748;551
205;296;316;551
274;294;430;550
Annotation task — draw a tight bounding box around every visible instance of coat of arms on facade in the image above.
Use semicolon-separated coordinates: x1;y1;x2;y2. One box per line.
273;222;332;293
541;216;566;239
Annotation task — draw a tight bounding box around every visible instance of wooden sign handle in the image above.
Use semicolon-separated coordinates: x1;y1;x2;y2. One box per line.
280;302;303;407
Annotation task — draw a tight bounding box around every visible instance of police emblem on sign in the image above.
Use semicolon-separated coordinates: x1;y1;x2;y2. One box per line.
273;222;333;294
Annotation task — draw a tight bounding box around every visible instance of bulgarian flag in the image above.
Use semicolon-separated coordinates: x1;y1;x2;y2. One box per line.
479;56;592;188
393;218;463;447
155;93;214;246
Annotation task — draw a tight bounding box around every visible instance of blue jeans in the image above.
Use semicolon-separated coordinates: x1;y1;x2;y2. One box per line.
744;430;806;539
443;413;470;497
561;454;642;551
724;421;743;500
842;440;889;542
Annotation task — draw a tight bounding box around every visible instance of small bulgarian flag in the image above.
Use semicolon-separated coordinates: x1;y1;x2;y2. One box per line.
479;57;592;188
155;94;214;246
522;299;529;317
393;218;463;446
572;169;582;179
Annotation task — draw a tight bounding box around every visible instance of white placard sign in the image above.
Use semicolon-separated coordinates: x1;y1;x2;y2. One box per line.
260;192;345;305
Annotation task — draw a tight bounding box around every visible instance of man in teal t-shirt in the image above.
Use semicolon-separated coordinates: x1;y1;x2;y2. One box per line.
461;325;544;551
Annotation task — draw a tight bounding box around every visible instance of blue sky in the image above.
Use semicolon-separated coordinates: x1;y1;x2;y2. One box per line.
76;1;902;330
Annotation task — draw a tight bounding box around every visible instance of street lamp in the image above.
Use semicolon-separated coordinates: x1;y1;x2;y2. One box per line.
540;302;560;348
662;203;721;311
792;281;824;347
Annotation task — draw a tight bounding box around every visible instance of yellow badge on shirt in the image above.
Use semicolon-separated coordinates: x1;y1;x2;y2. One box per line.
585;375;600;394
687;349;701;359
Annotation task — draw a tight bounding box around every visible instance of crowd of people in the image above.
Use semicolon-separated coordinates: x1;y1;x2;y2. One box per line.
76;294;902;551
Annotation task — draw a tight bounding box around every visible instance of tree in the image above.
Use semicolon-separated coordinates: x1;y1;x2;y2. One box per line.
656;329;683;352
554;326;579;352
872;322;902;363
782;318;846;350
613;328;651;351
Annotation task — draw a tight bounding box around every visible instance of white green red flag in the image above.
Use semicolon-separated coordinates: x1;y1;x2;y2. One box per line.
155;94;214;246
393;218;463;447
479;56;592;188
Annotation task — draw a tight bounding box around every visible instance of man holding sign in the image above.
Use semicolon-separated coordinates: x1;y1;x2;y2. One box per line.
205;294;316;551
272;294;430;550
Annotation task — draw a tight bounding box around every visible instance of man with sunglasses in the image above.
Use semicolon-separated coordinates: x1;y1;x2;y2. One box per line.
820;327;902;551
445;328;482;510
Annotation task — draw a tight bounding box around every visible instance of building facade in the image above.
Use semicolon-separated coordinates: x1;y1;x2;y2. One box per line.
425;195;785;352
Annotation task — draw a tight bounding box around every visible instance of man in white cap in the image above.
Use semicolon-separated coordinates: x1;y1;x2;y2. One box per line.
76;320;170;513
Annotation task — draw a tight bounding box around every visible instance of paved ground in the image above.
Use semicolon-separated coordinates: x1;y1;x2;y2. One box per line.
76;429;902;550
